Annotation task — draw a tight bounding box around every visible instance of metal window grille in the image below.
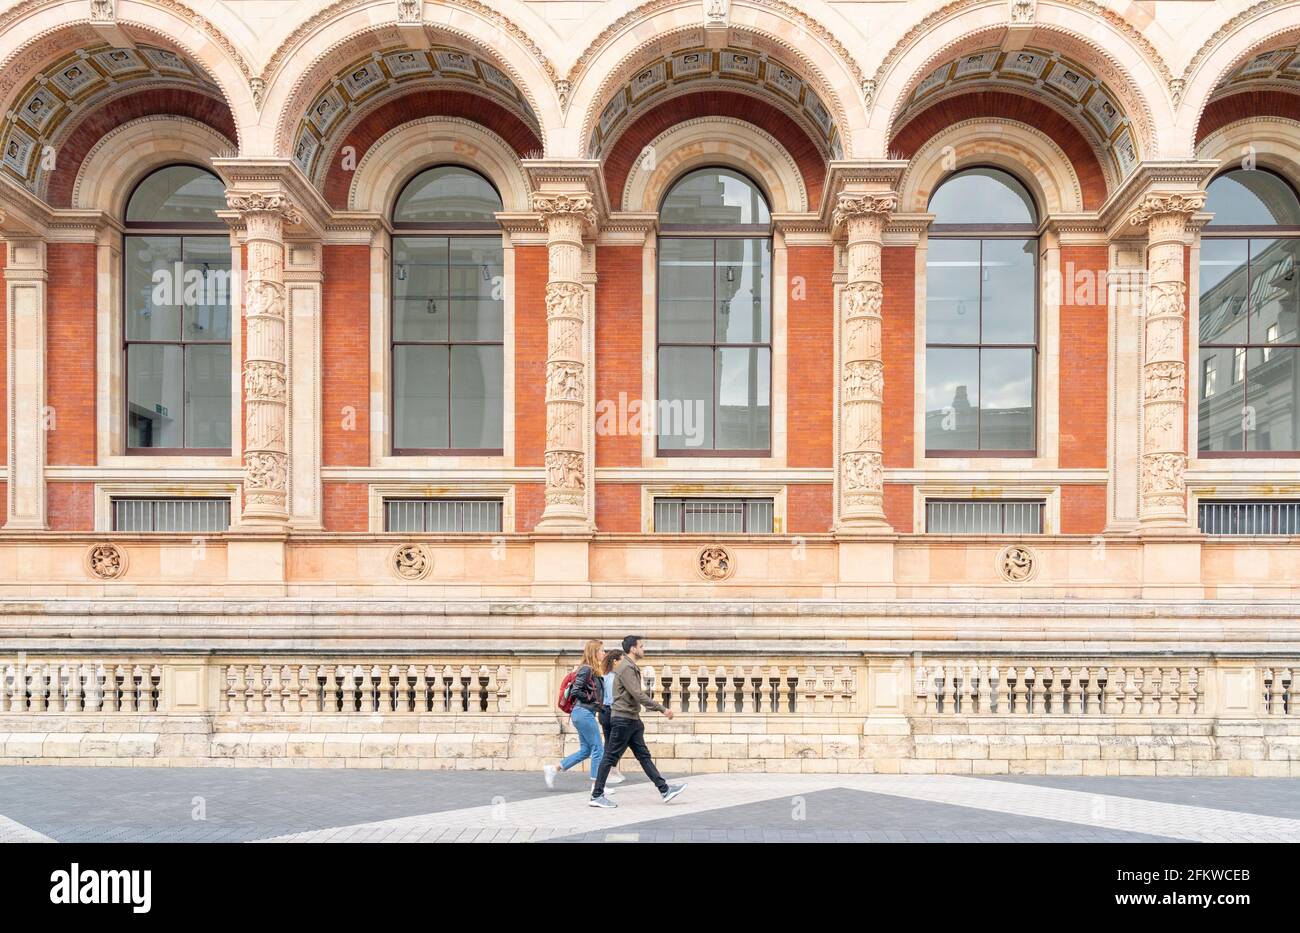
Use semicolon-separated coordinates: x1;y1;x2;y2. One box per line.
1199;500;1300;535
652;497;774;534
925;499;1045;534
383;498;503;533
112;497;231;532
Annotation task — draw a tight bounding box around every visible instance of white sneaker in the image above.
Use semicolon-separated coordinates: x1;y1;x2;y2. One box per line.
607;770;626;785
543;765;557;789
588;795;617;809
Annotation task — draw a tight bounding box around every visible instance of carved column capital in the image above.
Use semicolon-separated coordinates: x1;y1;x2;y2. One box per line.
1128;192;1205;229
832;192;897;234
533;193;597;231
226;191;302;225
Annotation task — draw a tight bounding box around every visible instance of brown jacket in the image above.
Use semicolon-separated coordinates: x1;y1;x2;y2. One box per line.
610;656;666;720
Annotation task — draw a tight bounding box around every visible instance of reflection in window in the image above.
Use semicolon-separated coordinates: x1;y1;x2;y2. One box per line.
391;166;504;453
925;168;1038;455
1199;169;1300;453
657;168;772;453
123;165;231;452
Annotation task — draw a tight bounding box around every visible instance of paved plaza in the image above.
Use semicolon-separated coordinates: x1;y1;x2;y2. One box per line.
3;767;1300;843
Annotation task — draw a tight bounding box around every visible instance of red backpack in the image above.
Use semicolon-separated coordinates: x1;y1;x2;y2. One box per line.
557;670;578;714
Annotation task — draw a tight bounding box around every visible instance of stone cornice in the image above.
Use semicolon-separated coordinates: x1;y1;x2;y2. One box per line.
823;160;908;228
1098;160;1219;233
212;158;332;236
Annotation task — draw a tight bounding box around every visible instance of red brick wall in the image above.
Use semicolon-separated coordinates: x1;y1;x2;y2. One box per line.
46;243;96;466
514;246;548;467
786;247;834;468
596;484;640;532
882;246;916;468
1059;245;1109;468
47;482;94;531
0;247;6;463
603;92;827;210
322;90;542;209
884;483;914;532
322;245;370;466
322;482;368;532
889;92;1108;210
595;245;642;467
787;484;832;534
514;483;545;532
1061;485;1107;534
46;89;237;207
1197;91;1300;145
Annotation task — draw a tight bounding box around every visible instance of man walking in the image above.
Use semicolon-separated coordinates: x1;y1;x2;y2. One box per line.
589;635;686;808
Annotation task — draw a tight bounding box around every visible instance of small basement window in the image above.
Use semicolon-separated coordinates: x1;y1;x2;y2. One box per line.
383;498;504;533
925;499;1044;534
112;497;231;532
653;497;774;534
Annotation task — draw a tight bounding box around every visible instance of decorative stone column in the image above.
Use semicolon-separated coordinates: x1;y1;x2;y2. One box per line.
226;191;301;527
833;191;896;530
1129;193;1204;532
533;192;596;530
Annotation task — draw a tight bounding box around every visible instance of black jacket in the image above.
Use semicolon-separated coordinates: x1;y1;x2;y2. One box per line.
571;664;601;711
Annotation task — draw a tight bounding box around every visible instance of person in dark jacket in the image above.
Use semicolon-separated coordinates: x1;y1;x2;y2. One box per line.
597;648;627;786
589;635;686;808
545;640;607;792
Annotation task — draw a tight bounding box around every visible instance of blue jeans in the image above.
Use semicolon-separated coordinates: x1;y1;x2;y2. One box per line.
560;705;604;779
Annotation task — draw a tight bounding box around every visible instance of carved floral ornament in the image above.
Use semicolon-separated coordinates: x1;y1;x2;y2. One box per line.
85;543;127;580
832;192;897;232
225;192;303;225
532;193;598;229
697;545;736;582
392;543;433;581
1128;193;1207;227
996;544;1037;583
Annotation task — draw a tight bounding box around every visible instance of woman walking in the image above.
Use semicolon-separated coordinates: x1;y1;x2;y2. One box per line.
544;640;607;792
598;648;627;785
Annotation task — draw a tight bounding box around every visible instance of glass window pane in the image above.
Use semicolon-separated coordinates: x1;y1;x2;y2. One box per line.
126;165;225;224
660;168;771;226
928;167;1037;225
1198;347;1243;451
1249;238;1299;345
125;236;182;341
393;237;449;342
657;346;713;450
979;348;1035;450
925;239;980;344
393;345;449;449
1199;239;1249;344
653;499;682;532
127;344;183;448
449;237;503;341
926;347;979;450
450;345;503;449
394;166;502;224
715;347;770;450
182;237;231;341
184;344;231;449
1205;170;1300;226
684;499;744;533
658;238;715;342
980;239;1036;343
715;239;770;343
1246;346;1298;452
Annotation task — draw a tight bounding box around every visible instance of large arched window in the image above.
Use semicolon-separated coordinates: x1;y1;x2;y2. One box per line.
123;164;231;452
1198;168;1300;454
391;165;504;454
925;167;1039;455
657;167;772;454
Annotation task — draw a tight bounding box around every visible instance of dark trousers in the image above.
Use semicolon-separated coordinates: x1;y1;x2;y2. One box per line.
597;706;624;766
592;716;667;798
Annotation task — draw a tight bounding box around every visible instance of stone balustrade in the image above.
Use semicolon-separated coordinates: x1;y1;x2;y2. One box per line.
221;663;511;714
642;664;855;715
2;659;162;713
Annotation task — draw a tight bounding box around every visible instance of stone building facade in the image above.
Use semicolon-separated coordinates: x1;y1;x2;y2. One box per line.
2;0;1300;774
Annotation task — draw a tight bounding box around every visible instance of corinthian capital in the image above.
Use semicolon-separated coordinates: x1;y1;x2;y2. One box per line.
1128;192;1206;227
226;191;303;225
832;192;897;233
532;192;597;229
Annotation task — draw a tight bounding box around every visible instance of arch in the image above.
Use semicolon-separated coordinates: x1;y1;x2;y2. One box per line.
621;116;808;215
0;3;254;142
604;92;825;211
872;2;1167;162
348;117;531;215
892;93;1101;211
258;1;557;160
1196;117;1300;198
71;116;233;216
566;1;867;159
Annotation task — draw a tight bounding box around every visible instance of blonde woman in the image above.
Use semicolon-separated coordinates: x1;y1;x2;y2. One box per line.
544;640;607;792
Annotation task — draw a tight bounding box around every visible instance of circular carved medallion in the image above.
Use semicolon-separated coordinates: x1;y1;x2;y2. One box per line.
996;544;1037;583
391;543;432;581
696;545;735;582
86;543;128;580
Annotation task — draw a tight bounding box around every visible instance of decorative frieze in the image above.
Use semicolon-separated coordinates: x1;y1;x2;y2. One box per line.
534;191;596;529
1128;192;1204;530
833;191;896;530
226;190;302;526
